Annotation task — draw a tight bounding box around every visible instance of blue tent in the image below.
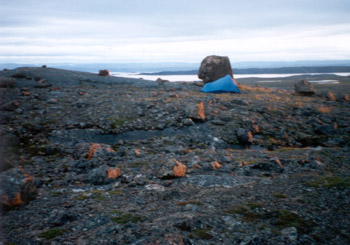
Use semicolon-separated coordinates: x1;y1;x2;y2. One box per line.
202;75;241;93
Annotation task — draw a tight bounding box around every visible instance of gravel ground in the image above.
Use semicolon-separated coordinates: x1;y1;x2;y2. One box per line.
1;67;350;244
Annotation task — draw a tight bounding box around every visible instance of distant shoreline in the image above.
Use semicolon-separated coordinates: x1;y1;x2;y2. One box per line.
139;65;350;76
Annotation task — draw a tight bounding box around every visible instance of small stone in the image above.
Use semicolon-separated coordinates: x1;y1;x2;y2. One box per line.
36;79;52;88
237;128;253;144
98;69;109;76
34;75;41;81
87;166;113;185
107;168;122;179
280;227;298;241
156;78;169;85
145;184;166;192
181;118;195;126
185;102;205;121
326;91;336;101
211;161;222;170
157;159;187;179
344;94;349;102
173;160;187;177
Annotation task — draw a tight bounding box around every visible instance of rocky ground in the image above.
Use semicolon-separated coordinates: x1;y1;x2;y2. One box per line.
1;67;350;244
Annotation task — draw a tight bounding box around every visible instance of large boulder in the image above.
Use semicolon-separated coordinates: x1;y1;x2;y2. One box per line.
198;55;233;84
294;80;316;96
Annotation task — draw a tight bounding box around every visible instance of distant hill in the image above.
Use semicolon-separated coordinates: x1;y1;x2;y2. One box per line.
140;66;350;75
2;60;350;73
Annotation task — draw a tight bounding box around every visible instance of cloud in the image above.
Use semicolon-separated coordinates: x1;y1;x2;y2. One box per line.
1;0;350;63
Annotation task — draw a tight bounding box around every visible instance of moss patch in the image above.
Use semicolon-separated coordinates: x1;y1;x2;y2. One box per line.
110;117;130;129
273;210;314;233
130;161;150;168
111;213;143;224
39;228;66;239
189;228;213;240
225;203;265;222
177;200;202;206
273;193;287;198
308;176;350;189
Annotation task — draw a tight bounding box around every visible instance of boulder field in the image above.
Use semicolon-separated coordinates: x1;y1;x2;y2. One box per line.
1;67;350;244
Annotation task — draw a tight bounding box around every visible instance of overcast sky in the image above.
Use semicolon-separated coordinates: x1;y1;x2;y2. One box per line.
1;0;350;64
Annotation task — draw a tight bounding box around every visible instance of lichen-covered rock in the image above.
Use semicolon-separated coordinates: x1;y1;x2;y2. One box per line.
157;159;187;179
86;165;120;185
1;167;37;208
107;168;122;179
198;55;234;84
294;80;316;96
326;91;336;101
185;102;205;121
74;143;115;160
237;128;253;144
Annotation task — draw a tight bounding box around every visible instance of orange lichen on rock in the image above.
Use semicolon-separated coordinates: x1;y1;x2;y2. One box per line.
85;143;115;160
2;192;23;207
106;147;115;153
318;106;332;114
344;94;349;102
327;91;336;101
135;149;141;156
86;143;102;160
252;125;260;134
211;161;222;170
173;160;187;177
274;158;284;168
197;101;205;120
107;168;122;179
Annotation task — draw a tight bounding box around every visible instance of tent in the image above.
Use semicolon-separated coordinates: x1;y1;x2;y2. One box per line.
201;74;241;93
